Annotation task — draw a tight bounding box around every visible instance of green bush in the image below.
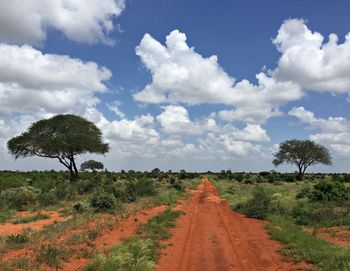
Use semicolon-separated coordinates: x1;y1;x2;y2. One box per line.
308;180;349;203
113;178;156;203
76;179;95;194
73;200;90;213
170;177;183;191
236;187;272;219
38;192;57;206
0;186;39;211
52;179;74;200
36;245;68;268
90;189;124;213
85;237;156;271
292;201;350;226
6;233;29;246
296;186;311;199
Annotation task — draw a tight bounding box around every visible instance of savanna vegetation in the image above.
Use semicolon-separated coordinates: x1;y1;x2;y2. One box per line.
0;169;200;270
2;115;350;271
212;170;350;271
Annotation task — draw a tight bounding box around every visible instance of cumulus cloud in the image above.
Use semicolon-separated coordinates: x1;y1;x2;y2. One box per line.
156;105;217;135
0;0;125;45
107;100;125;119
273;18;350;95
289;106;350;156
134;30;302;124
0;44;111;116
134;30;236;105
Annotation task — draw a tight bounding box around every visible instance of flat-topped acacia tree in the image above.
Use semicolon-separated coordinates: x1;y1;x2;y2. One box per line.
7;114;109;181
273;139;332;181
80;160;104;172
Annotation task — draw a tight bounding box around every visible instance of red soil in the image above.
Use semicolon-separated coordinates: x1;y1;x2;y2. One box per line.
0;210;70;236
58;205;167;271
156;177;311;271
316;227;350;248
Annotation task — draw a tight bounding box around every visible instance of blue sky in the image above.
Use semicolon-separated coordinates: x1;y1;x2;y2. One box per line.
1;0;350;172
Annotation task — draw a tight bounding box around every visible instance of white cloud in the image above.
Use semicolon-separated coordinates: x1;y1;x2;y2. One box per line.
107;100;125;119
289;106;350;156
104;115;160;145
273;18;350;95
0;44;111;116
221;136;262;156
156;105;216;135
134;30;236;105
218;73;302;124
134;30;302;124
0;0;125;45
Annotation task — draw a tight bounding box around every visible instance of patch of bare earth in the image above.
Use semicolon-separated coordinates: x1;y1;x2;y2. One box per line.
1;205;166;271
314;227;350;248
0;210;70;236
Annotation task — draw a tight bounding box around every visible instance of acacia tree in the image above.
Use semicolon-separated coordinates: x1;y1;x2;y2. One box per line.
7;115;109;181
81;160;104;172
273;139;332;180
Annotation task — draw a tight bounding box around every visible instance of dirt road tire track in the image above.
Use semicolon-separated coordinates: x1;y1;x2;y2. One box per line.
156;177;311;271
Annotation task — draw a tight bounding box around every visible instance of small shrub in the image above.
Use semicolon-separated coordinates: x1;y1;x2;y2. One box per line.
296;186;311;199
113;178;156;203
87;229;99;241
76;179;95;194
236;187;272;219
90;189;124;213
10;257;29;269
6;233;29;247
73;200;90;213
38;192;57;206
52;180;74;200
36;245;68;268
86;237;156;271
138;208;182;240
170;177;183;191
0;186;39;211
153;189;182;205
292;201;350;226
308;180;349;203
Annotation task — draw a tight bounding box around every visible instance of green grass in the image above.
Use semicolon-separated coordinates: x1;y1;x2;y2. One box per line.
85;208;182;271
85;237;156;271
137;208;183;240
12;213;50;224
0;210;14;224
153;188;184;206
5;233;30;248
267;216;350;271
213;178;350;271
36;245;69;269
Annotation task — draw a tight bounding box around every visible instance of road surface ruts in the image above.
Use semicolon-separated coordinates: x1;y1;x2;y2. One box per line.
156;177;310;271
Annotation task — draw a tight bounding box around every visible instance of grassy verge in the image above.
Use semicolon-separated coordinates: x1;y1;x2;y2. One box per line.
267;216;350;271
85;208;182;271
12;213;50;224
213;179;350;271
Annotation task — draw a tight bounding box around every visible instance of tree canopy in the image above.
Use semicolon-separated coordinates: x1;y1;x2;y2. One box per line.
7;114;109;180
273;139;332;180
81;160;104;172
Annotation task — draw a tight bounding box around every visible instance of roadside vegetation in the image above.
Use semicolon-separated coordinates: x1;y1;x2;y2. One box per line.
85;208;182;271
213;170;350;271
0;169;199;270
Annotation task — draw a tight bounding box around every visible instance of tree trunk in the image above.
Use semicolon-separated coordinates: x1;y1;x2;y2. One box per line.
71;158;79;180
297;164;304;181
69;166;76;181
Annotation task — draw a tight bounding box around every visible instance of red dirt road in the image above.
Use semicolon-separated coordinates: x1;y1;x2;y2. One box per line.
157;177;310;271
